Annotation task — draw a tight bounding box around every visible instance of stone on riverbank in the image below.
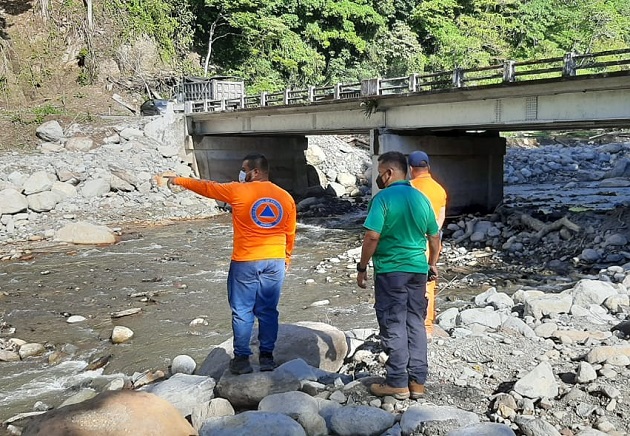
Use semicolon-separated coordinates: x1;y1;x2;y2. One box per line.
20;390;197;436
55;221;116;245
199;411;306;436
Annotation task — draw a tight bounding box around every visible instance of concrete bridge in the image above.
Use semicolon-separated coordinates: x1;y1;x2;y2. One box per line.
183;49;630;214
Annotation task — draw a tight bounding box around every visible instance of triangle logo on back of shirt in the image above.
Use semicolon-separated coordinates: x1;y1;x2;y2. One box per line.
259;205;276;218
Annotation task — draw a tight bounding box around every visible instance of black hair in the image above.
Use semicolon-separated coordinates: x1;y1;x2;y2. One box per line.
243;153;269;173
378;151;407;174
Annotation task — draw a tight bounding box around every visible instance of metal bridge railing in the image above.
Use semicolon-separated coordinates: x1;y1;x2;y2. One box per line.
185;48;630;114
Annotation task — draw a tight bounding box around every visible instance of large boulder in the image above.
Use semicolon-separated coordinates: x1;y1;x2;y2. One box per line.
36;120;64;142
54;221;116;245
21;390;197;436
200;411;306;436
0;189;28;215
198;321;348;379
215;368;301;408
141;373;215;417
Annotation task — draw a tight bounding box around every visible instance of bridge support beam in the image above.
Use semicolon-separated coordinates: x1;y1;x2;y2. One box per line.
190;135;309;195
372;130;506;215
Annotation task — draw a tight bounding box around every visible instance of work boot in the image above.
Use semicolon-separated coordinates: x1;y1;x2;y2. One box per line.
409;380;425;399
229;355;253;375
259;352;277;372
370;383;410;400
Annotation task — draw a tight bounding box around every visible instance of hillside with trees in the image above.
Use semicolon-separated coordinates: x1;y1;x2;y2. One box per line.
0;0;628;147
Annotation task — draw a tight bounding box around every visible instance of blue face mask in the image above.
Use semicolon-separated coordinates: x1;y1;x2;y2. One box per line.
238;170;247;183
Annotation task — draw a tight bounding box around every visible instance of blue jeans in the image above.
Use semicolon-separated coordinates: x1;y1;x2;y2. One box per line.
374;272;428;388
227;259;285;357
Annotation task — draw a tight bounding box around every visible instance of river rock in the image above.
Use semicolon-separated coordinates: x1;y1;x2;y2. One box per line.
198;321;348;379
27;191;62;212
65;136;94;152
458;307;506;329
326;182;346;198
575;362;597;383
522;293;573;320
20;390;197;436
513;361;558;399
585;345;630;364
448;423;516;435
35;120;64;142
199;411;306;436
18;343;46;359
80;178;111;198
400;405;479;434
259;391;327;436
51;181;78;199
111;326;134;344
570;279;618;308
305;144;327;166
514;416;561;436
0;349;21;362
171;354;197;375
22;171;55;195
66;315;86;324
54;221;116;244
216;367;301;408
191;398;235;431
142;373;215;417
328;405;395;436
0;189;28;215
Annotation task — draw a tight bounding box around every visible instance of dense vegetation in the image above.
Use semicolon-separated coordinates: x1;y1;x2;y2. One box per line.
111;0;630;93
1;0;629;101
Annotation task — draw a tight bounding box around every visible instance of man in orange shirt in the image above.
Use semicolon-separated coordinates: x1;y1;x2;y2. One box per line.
166;154;297;374
408;151;447;337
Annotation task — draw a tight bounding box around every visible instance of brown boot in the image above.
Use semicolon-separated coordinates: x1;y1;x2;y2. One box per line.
370;383;410;400
409;380;425;399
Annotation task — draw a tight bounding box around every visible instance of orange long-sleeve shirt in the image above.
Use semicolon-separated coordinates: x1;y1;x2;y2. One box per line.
173;178;296;264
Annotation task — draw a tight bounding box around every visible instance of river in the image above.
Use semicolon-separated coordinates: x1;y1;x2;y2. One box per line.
0;212;381;423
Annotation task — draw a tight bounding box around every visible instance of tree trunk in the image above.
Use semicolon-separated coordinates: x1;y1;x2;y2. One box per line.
85;0;93;30
203;20;217;77
39;0;50;22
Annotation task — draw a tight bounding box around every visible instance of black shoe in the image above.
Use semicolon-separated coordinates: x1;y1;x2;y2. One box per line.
259;352;277;372
229;355;253;375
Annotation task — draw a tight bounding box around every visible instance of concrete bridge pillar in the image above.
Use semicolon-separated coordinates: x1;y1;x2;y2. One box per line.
189;135;308;195
372;130;506;215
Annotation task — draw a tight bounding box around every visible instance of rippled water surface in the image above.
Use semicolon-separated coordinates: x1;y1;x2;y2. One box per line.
0;213;379;421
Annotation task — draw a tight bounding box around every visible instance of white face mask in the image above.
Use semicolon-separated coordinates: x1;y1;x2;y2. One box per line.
238;170;247;183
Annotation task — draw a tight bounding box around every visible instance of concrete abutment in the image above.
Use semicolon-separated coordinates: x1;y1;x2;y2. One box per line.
372;130;506;215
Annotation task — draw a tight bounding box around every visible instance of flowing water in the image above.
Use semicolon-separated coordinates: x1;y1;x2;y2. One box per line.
0;212;380;422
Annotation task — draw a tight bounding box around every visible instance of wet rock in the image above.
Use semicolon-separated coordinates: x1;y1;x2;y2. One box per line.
18;343;46;359
200;411;306;436
21;390;197;436
66;315;86;324
0;349;21;362
111;326;134;344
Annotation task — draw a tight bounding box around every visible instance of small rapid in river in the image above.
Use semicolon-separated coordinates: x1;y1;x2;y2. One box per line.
0;213;379;421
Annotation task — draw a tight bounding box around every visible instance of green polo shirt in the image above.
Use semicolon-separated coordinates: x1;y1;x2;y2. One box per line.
364;180;439;274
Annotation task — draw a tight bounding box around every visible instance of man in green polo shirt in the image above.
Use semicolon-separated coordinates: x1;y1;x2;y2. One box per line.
357;151;441;400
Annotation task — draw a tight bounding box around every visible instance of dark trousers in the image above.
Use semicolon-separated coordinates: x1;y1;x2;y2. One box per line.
374;272;428;388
